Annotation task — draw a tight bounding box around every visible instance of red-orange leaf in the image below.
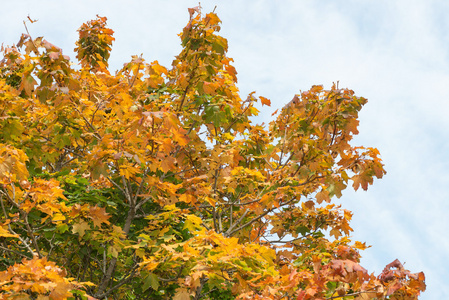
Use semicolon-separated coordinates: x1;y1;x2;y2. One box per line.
260;96;271;107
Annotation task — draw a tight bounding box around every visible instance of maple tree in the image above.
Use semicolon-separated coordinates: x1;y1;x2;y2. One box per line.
0;7;426;300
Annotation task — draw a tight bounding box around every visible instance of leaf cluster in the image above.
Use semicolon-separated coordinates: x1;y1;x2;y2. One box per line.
0;7;425;300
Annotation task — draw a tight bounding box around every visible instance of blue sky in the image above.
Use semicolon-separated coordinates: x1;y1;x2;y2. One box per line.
2;1;448;298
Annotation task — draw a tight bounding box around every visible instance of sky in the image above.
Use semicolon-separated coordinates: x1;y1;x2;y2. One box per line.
1;1;448;298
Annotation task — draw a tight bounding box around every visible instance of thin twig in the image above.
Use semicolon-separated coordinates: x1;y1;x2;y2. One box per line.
327;287;379;300
0;245;31;259
0;189;39;258
22;19;39;54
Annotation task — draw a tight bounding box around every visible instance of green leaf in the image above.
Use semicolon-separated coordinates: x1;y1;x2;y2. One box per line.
143;272;159;291
295;226;310;236
57;223;69;233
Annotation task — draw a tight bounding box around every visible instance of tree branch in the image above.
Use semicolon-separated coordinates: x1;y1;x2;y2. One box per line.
94;263;139;299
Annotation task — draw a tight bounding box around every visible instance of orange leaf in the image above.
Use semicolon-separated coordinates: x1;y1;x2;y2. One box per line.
89;206;111;228
203;82;216;95
316;190;330;204
260;96;271;106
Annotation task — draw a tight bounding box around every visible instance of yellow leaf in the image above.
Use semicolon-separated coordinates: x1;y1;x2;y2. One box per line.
222;132;234;141
205;196;216;207
108;245;119;258
52;213;66;222
149;61;167;75
180;193;196;205
173;288;190;300
0;226;19;238
72;221;90;237
172;128;189;146
184;214;202;231
119;164;139;179
205;12;221;26
353;241;371;250
31;282;47;294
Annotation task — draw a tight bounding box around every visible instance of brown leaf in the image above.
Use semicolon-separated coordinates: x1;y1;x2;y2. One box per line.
27;15;38;23
188;5;201;19
20;75;37;96
316;190;330;204
386;282;403;296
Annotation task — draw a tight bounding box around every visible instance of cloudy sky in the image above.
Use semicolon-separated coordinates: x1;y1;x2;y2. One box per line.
2;1;448;298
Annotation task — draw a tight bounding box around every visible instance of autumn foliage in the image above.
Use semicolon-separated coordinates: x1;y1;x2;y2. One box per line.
0;8;425;300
